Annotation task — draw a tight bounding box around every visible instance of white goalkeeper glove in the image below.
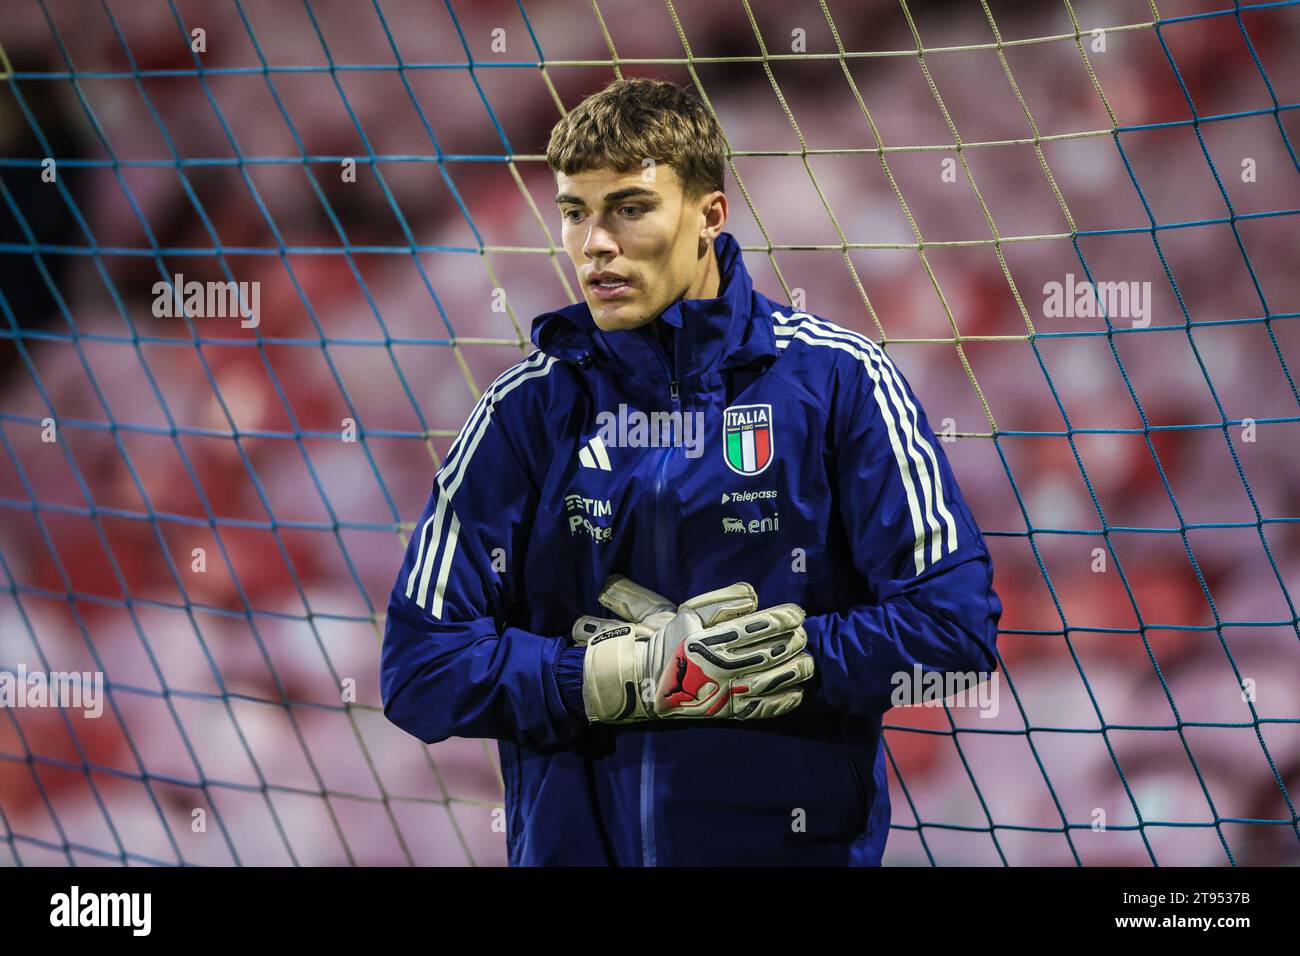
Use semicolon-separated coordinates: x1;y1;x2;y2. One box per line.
571;574;814;723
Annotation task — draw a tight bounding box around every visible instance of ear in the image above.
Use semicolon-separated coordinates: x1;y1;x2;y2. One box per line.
699;189;727;242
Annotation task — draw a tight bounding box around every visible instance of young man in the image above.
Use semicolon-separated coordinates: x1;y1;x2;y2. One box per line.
381;78;1002;866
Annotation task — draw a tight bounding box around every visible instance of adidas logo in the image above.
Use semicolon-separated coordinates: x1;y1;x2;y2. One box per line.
578;435;612;471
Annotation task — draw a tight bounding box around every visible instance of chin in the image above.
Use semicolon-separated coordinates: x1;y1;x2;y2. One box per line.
590;302;653;332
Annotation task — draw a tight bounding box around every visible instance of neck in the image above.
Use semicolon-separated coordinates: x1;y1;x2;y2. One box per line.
683;242;722;300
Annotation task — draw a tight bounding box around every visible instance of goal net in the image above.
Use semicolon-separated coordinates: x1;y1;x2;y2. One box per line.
0;0;1297;865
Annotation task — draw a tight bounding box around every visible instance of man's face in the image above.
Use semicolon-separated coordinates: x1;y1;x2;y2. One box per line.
555;165;722;332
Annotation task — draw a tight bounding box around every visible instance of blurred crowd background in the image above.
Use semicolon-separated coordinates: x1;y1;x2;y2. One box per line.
0;0;1297;866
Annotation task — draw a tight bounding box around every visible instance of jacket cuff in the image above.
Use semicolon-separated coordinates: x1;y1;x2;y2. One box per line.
796;613;833;710
552;645;589;720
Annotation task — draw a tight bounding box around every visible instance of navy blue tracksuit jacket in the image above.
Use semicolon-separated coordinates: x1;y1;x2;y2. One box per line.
381;231;1002;865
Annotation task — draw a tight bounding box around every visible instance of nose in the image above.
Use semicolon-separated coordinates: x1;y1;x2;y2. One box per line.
582;221;618;263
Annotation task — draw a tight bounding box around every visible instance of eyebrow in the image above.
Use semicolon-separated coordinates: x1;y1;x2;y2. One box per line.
554;186;661;207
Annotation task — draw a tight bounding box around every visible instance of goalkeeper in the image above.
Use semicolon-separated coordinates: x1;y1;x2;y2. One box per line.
381;77;1002;866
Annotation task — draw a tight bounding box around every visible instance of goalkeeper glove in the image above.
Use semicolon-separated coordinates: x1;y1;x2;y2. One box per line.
571;575;814;723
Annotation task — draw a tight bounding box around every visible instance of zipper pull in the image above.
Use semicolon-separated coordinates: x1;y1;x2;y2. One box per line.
670;379;679;400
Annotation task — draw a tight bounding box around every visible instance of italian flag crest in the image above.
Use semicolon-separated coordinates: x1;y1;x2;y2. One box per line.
723;403;773;476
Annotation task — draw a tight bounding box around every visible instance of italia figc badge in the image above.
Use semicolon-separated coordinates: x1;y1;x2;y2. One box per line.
722;403;773;476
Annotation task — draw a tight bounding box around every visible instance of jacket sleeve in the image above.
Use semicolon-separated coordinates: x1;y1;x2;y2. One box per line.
380;355;587;747
800;339;1002;717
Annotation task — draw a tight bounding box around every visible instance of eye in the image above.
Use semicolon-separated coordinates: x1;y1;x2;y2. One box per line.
618;205;644;217
562;208;585;223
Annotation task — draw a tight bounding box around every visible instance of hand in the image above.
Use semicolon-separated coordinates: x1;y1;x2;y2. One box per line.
572;574;815;723
571;575;679;647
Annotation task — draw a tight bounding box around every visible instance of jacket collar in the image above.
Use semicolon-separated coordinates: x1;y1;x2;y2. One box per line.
529;231;777;383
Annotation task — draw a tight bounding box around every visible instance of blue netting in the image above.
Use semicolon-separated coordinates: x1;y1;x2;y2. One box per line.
0;0;1297;866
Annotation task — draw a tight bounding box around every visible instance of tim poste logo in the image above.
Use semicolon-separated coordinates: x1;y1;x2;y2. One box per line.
565;493;613;543
723;403;773;476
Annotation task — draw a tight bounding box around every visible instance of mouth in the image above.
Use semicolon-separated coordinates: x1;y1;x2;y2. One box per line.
588;273;633;301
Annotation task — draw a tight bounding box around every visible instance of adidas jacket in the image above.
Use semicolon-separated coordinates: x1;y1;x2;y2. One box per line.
380;231;1002;866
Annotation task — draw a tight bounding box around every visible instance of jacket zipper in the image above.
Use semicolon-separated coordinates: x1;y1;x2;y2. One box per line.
642;324;680;867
